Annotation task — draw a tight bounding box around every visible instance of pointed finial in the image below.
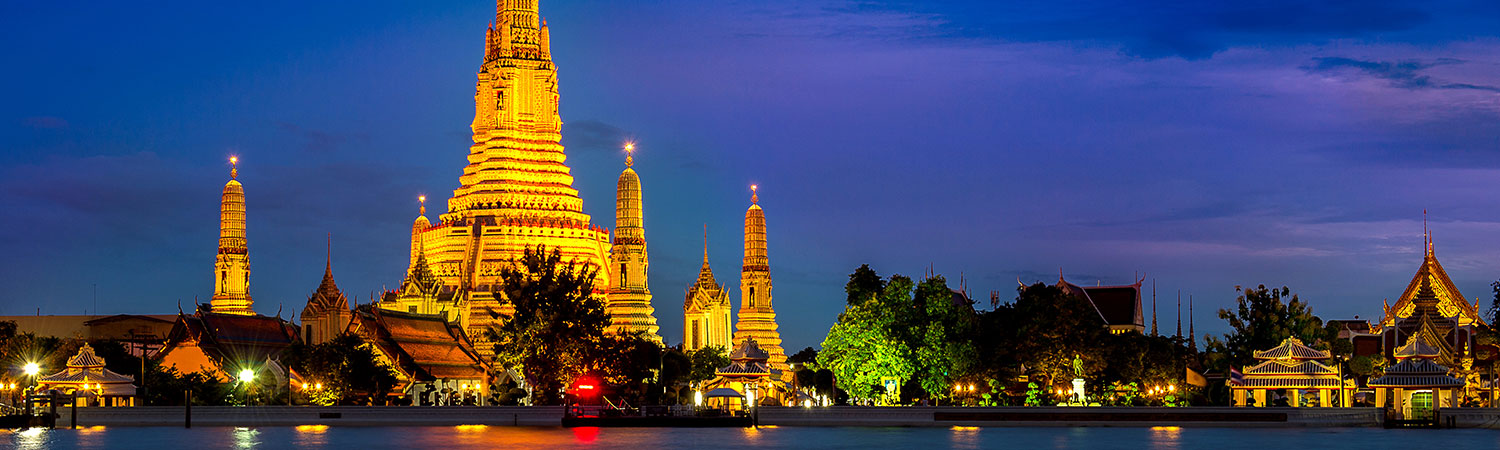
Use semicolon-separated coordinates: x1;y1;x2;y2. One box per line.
418;195;427;216
229;156;239;179
624;142;635;168
750;184;759;204
326;233;333;272
703;223;709;262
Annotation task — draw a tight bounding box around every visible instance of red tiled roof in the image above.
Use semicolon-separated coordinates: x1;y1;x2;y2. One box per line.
349;306;488;382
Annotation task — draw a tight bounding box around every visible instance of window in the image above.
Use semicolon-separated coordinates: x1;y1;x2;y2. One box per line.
305;325;313;345
692;320;701;349
409;305;419;313
749;287;756;308
620;264;628;288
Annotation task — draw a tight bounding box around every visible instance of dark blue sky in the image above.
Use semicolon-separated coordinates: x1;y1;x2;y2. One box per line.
5;1;1500;350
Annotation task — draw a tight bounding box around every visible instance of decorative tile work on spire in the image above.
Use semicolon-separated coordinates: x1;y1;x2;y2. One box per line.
212;156;253;315
734;185;787;371
606;143;661;342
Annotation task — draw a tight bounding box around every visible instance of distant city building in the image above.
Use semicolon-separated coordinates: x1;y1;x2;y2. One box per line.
1056;275;1146;335
0;314;175;354
684;230;732;354
732;187;788;372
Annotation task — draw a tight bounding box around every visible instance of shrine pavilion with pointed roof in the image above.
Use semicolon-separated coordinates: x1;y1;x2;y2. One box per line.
1232;337;1348;408
36;343;138;407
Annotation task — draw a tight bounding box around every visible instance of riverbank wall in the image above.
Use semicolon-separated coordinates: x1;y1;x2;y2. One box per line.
59;406;563;428
757;406;1383;428
54;405;1500;429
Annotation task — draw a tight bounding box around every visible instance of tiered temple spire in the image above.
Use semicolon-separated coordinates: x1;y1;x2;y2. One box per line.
211;156;253;315
302;235;351;345
685;225;732;353
606;143;661;342
398;0;613;356
733;185;787;371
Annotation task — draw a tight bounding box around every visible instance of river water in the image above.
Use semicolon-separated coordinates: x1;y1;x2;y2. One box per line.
4;425;1497;449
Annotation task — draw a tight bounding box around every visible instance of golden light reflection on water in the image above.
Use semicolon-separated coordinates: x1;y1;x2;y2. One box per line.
296;425;329;433
949;425;980;449
455;425;488;432
741;425;761;442
1150;425;1182;450
233;427;260;450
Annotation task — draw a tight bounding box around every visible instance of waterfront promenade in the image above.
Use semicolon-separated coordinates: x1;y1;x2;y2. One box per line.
50;406;1500;429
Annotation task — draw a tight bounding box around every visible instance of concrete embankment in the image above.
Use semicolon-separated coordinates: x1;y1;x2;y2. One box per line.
59;406;562;428
1439;408;1500;429
756;406;1385;428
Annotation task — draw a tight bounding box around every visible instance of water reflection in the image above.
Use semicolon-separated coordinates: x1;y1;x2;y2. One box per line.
295;424;328;447
572;426;599;443
949;425;980;449
1149;426;1182;450
233;427;261;449
13;428;48;450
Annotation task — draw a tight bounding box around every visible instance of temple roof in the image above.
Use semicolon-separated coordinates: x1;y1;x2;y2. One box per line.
349;305;488;382
67;343;106;368
1393;334;1443;360
159;311;300;374
1243;359;1337;376
729;338;770;361
1057;277;1144;329
1253;337;1330;360
1383;244;1484;327
303;242;349;317
1369;358;1463;388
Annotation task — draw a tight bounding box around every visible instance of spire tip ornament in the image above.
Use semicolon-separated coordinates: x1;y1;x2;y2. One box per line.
418;195;427;216
750;184;759;204
229;156;238;179
624;142;635;168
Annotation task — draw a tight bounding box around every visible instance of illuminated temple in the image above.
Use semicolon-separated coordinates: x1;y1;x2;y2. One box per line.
211;157;253;316
684;228;733;354
732;187;788;371
380;0;661;354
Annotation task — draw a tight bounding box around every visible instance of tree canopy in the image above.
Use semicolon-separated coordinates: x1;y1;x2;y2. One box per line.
1204;285;1324;370
487;245;610;405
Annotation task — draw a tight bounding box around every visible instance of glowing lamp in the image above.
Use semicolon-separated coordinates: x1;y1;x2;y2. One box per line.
577;384;595;390
1168;384;1176;392
23;362;39;376
238;369;254;383
694;391;703;407
804;399;813;408
315;383;322;390
624;142;635;152
229;156;238;164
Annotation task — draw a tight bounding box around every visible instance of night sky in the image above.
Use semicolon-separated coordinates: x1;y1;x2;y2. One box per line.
5;1;1500;351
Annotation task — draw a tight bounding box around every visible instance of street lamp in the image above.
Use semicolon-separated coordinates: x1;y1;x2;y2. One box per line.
238;369;255;383
23;363;39;377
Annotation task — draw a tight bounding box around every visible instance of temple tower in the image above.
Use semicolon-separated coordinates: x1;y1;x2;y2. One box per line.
733;186;787;371
411;0;612;356
302;236;351;345
684;226;733;354
606;144;661;342
211;157;253;315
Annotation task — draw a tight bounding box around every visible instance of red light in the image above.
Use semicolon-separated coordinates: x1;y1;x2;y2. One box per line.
577;384;595;390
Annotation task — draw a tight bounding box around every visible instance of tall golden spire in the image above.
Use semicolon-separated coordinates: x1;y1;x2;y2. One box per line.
685;223;731;353
734;184;785;370
212;156;253;315
606;141;660;343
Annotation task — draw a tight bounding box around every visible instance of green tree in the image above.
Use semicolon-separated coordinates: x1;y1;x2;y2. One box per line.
788;347;819;368
1205;285;1324;369
687;345;729;387
486;245;610;405
283;334;399;405
1011;283;1111;386
911;276;978;400
818;273;916;401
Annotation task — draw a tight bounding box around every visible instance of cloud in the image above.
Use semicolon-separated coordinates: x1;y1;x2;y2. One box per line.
276;122;366;154
1303;57;1500;92
561;120;632;154
770;0;1485;59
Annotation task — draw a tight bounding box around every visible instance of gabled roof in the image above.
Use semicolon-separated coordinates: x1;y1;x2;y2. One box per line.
729;338;770;361
1057;277;1144;328
1383;246;1484;327
1253;337;1330;360
1243;359;1336;376
158;311;299;373
348;305;489;382
1369;358;1463;388
1393;330;1444;360
67;343;106;368
303;254;349;318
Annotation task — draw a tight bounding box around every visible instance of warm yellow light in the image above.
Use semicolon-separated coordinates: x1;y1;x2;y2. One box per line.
751;184;758;192
969;384;976;392
296;425;328;433
315;383;322;390
238;369;254;383
951;426;980;431
624;142;635;152
23;362;39;376
229;156;238;164
455;424;487;432
418;195;426;203
694;391;703;407
954;385;961;392
804;400;812;408
1168;384;1176;392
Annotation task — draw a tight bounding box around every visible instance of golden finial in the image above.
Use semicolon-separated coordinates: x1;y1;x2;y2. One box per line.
750;184;759;204
229;156;239;179
624;142;635;168
418;195;427;216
